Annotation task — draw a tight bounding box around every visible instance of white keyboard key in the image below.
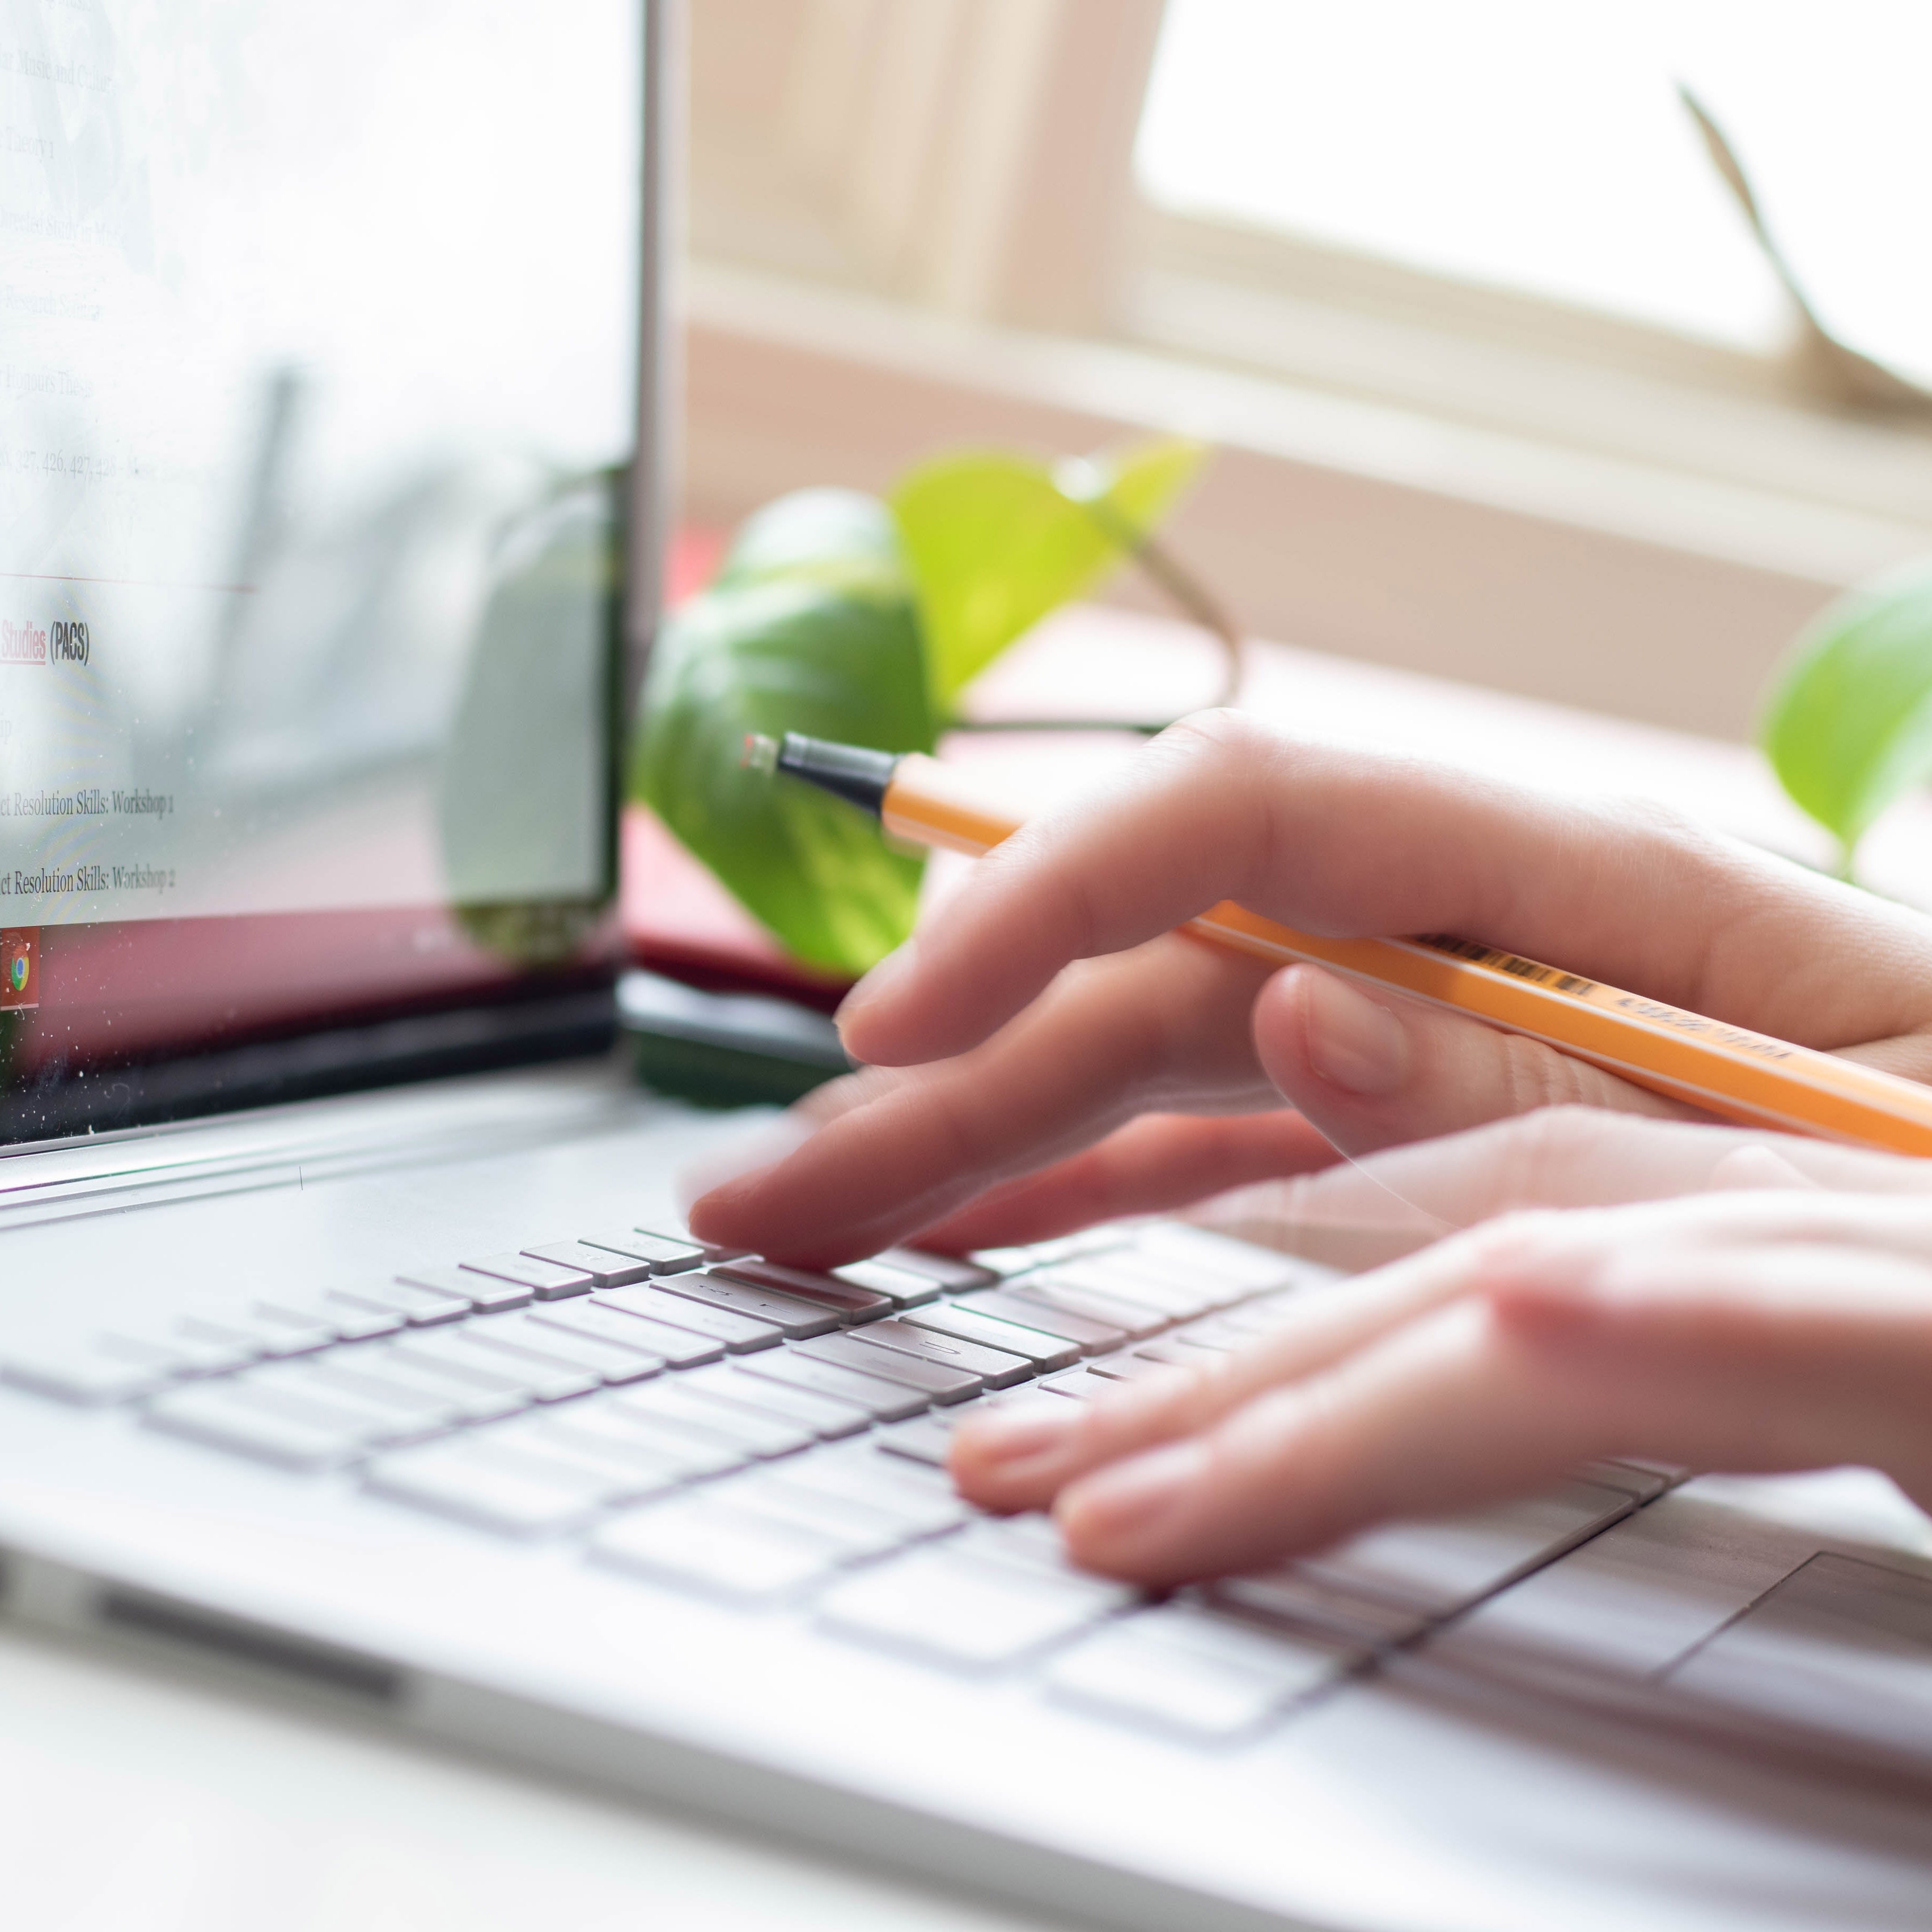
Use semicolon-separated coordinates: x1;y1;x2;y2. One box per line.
828;1258;942;1308
242;1362;443;1444
898;1304;1080;1373
353;1340;529;1423
1134;1223;1306;1293
734;1349;928;1421
535;1397;747;1479
521;1300;674;1370
1;1335;180;1405
1298;1480;1633;1615
462;1311;658;1386
367;1438;613;1534
254;1292;403;1343
329;1281;469;1327
689;1364;873;1439
712;1473;918;1560
490;1414;697;1497
591;1496;844;1602
594;1285;777;1353
768;1443;972;1537
818;1548;1126;1670
522;1240;654;1286
610;1380;810;1459
952;1517;1142;1609
431;1329;599;1402
460;1251;595;1300
1045;1608;1352;1741
146;1382;371;1470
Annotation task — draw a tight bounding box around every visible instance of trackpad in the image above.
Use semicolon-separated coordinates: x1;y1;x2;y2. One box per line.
1668;1553;1932;1759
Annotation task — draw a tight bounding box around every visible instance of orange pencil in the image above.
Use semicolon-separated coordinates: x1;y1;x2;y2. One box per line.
744;731;1932;1158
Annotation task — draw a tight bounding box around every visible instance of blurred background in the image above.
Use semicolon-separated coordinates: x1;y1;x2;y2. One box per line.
679;0;1932;744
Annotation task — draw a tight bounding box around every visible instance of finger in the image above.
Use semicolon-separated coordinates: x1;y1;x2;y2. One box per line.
1253;962;1696;1160
838;713;1932;1072
950;1216;1552;1513
1056;1213;1932;1584
688;935;1280;1265
1203;1105;1932;1263
951;1184;1932;1519
905;1110;1337;1253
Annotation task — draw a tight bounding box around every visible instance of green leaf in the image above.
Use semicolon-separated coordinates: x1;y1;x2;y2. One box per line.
1760;558;1932;863
631;490;934;976
891;436;1206;708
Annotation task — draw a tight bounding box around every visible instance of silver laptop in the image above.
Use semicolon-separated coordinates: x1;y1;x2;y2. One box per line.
4;7;1932;1927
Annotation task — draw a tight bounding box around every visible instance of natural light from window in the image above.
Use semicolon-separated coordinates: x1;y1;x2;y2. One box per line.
1139;0;1932;387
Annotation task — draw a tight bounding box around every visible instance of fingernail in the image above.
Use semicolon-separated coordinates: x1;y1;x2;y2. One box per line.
1302;971;1411;1097
675;1111;820;1218
953;1404;1078;1469
835;938;919;1045
1060;1438;1210;1541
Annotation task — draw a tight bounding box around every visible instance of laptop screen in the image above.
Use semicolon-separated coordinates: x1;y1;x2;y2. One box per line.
1;0;652;1139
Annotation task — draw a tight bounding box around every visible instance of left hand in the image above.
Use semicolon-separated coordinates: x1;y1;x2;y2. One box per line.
946;1108;1932;1588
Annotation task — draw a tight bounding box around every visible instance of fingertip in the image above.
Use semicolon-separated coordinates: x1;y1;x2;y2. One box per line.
946;1402;1083;1510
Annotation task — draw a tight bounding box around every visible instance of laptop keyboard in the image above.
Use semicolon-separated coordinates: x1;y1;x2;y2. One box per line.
0;1222;1683;1745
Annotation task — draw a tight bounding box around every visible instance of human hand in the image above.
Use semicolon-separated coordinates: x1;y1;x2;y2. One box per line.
686;713;1932;1265
946;1108;1932;1587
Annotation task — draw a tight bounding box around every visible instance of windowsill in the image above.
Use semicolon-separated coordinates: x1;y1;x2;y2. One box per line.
681;258;1930;740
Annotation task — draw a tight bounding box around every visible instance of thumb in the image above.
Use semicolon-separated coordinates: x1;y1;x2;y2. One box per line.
1254;963;1697;1157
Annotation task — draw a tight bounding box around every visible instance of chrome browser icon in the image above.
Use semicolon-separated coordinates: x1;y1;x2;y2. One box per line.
1;929;37;1011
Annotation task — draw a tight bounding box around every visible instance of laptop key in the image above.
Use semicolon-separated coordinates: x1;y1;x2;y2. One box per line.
534;1397;748;1479
1134;1222;1304;1294
847;1317;1035;1388
459;1253;594;1301
710;1473;919;1561
351;1340;529;1423
522;1300;681;1366
594;1285;779;1353
397;1266;532;1313
819;1548;1126;1670
1048;1257;1212;1321
875;1412;960;1467
1;1335;188;1405
487;1414;699;1496
611;1380;811;1459
295;1357;467;1434
579;1230;709;1274
1045;1609;1355;1742
650;1272;842;1338
146;1382;371;1470
711;1260;891;1325
1004;1275;1166;1341
828;1258;942;1309
456;1312;649;1389
732;1349;929;1421
330;1282;470;1326
243;1362;446;1444
792;1330;982;1403
258;1293;403;1343
686;1364;873;1439
770;1443;972;1537
591;1496;844;1603
368;1438;612;1534
898;1304;1080;1373
876;1248;1000;1293
177;1307;337;1359
384;1331;552;1408
522;1240;654;1287
956;1290;1128;1355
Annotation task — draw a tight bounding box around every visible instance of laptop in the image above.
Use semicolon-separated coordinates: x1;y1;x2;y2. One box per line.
5;7;1932;1927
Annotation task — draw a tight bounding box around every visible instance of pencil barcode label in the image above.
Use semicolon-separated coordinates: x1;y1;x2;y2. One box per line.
1414;934;1598;996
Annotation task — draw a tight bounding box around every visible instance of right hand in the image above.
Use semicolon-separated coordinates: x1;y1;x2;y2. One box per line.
686;712;1932;1265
